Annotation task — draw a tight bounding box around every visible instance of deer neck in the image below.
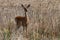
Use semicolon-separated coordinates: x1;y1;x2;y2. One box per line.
25;12;27;18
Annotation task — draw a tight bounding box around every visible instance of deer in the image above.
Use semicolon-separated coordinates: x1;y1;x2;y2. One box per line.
15;4;30;35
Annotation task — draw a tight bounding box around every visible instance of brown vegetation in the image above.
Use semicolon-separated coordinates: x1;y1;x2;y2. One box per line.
0;0;60;40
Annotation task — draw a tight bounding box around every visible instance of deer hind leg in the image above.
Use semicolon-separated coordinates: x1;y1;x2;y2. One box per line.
16;21;22;30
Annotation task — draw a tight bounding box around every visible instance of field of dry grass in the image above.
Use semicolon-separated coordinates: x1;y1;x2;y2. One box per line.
0;0;60;40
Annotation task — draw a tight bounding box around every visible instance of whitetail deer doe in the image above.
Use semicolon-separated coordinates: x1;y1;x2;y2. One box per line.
15;4;30;33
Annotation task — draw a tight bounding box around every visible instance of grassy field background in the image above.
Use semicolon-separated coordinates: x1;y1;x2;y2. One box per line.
0;0;60;40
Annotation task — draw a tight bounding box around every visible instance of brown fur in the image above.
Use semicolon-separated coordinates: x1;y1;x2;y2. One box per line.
15;4;30;33
15;16;27;31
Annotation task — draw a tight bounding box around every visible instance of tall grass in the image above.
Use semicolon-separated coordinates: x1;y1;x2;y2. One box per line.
3;28;11;40
28;22;60;40
3;20;12;40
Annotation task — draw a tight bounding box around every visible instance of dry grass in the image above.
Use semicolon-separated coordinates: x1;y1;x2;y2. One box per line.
0;0;60;40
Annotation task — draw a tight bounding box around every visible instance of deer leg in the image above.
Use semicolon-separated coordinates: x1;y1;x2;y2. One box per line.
25;24;28;37
16;24;20;30
23;27;24;33
26;27;27;33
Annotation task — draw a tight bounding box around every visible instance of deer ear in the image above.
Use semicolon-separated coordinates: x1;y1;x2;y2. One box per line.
21;4;24;8
27;4;30;8
21;4;27;12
